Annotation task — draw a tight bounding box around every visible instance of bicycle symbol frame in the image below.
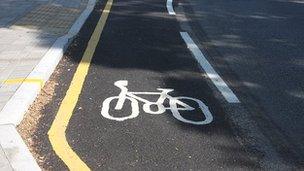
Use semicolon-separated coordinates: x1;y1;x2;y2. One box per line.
101;80;213;125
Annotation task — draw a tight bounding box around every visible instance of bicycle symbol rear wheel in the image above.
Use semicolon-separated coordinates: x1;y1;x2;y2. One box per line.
101;96;139;121
170;97;213;125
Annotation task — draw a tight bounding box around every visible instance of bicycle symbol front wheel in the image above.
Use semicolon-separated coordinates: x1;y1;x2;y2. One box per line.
170;97;213;125
101;96;139;121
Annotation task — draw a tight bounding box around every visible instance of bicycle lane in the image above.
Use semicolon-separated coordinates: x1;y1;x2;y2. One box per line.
51;0;260;169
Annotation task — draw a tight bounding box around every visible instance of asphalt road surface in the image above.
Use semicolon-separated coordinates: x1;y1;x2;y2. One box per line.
33;0;304;170
181;0;304;166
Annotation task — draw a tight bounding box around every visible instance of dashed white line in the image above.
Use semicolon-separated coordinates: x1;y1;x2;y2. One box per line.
167;0;176;15
180;32;240;103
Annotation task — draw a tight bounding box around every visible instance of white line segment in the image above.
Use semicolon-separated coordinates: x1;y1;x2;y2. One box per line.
180;32;240;103
167;0;176;15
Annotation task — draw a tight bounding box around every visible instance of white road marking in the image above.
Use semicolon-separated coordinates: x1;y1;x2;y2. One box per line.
101;80;213;125
180;32;240;103
167;0;176;15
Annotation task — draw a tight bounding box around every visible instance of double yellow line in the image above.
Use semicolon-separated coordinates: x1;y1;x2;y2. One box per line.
48;0;113;170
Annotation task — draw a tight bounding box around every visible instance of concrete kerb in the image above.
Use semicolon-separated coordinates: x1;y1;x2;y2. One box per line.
0;0;97;170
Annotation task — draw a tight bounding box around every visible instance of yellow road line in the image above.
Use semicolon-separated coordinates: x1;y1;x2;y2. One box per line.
48;0;113;170
2;78;44;89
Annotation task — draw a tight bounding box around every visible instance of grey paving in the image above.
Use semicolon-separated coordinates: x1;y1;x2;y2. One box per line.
0;145;13;171
0;0;47;27
0;0;90;169
0;0;89;112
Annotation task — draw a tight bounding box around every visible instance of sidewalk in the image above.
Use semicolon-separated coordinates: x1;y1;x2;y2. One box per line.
0;0;95;170
0;0;89;112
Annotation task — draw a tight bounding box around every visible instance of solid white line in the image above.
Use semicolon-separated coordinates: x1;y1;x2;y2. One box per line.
180;32;240;103
167;0;176;15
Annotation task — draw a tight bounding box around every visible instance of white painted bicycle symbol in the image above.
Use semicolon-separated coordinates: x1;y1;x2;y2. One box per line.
101;80;213;125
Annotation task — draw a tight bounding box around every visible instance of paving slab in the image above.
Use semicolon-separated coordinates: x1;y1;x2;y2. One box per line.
0;0;92;169
0;145;13;171
0;124;40;170
0;0;88;112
